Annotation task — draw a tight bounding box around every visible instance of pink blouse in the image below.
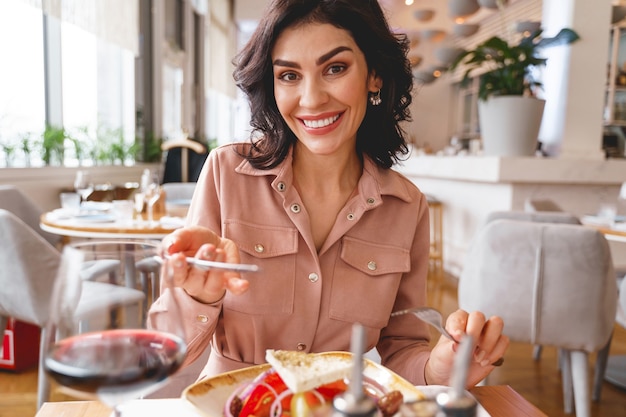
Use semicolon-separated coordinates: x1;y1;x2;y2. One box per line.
150;143;432;385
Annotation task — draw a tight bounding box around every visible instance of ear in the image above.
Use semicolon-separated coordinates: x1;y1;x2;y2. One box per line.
368;71;383;93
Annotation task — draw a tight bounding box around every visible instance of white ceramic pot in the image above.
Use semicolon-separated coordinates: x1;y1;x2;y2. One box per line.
478;96;546;157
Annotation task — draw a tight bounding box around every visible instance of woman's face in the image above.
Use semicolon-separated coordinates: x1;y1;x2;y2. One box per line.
271;22;381;156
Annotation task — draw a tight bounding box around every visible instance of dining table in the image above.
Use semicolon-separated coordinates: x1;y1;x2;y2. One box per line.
39;204;184;240
34;385;547;417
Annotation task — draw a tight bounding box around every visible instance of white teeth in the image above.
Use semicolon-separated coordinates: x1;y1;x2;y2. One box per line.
302;114;339;128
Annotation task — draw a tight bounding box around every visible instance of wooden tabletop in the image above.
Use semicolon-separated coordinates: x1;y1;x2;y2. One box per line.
40;211;182;239
35;385;547;417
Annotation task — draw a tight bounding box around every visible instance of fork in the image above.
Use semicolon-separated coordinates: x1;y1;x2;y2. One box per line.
391;306;505;367
391;307;457;342
154;255;260;273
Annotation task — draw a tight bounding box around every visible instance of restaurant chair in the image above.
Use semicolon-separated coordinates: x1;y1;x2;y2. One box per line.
161;182;196;218
486;210;616;401
485;211;583;358
0;184;60;247
458;218;618;417
161;138;208;183
604;271;626;389
0;209;145;409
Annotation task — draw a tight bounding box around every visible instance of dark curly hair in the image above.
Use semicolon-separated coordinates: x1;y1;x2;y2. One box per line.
233;0;414;169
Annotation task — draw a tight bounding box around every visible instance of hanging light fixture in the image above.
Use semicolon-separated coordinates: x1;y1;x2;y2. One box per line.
448;0;480;21
414;9;435;22
420;28;448;43
477;0;509;9
434;46;465;66
413;70;436;85
515;21;541;37
453;23;480;37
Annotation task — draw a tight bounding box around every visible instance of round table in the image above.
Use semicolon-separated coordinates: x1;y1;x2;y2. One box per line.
40;210;183;240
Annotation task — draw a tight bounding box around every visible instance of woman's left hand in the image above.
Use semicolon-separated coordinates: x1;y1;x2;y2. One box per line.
424;309;510;387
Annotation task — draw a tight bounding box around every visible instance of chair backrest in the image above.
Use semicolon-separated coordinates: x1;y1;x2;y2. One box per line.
459;218;618;352
486;210;580;225
161;182;196;201
524;198;564;212
0;185;61;247
0;209;60;327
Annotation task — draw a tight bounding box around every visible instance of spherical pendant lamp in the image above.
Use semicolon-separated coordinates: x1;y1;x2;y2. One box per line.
478;0;509;9
448;0;479;19
453;23;480;37
414;9;435;22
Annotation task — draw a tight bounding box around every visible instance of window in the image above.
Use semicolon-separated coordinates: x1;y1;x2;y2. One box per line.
0;1;45;167
0;0;138;168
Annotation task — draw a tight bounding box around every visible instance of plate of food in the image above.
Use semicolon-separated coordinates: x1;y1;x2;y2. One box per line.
183;350;426;417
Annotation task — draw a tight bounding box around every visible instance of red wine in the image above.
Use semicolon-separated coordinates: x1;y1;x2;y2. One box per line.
45;329;186;397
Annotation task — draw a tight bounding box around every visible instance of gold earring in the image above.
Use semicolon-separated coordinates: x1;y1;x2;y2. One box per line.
369;90;382;106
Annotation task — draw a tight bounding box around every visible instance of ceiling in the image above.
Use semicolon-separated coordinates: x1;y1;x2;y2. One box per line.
234;0;501;39
233;0;510;74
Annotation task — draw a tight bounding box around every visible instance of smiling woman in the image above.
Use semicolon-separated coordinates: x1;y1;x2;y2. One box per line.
149;0;509;400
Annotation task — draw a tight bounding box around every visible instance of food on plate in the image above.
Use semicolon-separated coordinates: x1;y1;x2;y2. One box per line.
223;350;412;417
265;349;353;393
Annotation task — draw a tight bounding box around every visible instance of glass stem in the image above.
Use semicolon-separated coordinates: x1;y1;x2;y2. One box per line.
147;203;154;225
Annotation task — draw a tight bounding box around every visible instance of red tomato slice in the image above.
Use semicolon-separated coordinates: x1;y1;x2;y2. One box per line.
239;372;290;417
314;380;348;401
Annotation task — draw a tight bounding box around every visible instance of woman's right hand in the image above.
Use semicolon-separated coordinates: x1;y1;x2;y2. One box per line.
161;226;250;303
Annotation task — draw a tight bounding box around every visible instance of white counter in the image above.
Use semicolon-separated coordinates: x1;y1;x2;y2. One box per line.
394;155;626;277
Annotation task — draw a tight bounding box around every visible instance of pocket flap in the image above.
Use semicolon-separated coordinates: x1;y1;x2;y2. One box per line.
341;236;410;276
225;220;298;259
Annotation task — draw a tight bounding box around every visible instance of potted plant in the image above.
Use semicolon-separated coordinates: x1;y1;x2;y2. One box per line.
450;28;580;156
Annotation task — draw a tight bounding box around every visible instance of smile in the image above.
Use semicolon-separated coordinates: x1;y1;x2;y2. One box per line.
301;114;341;129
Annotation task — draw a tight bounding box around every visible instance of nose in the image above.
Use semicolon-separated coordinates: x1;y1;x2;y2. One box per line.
299;77;329;108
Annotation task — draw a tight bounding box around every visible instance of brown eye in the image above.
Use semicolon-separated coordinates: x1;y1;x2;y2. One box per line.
326;64;346;75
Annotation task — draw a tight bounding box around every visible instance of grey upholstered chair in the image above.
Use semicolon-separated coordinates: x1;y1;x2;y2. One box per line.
485;210;615;401
0;184;60;247
0;210;145;409
459;218;618;417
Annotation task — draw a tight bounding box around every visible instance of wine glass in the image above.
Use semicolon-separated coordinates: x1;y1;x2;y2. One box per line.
74;170;94;202
43;240;187;417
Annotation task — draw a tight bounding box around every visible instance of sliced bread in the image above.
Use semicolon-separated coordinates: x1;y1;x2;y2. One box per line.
265;349;353;393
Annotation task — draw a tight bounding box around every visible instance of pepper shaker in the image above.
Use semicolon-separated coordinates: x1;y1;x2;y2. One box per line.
332;323;377;417
436;335;478;417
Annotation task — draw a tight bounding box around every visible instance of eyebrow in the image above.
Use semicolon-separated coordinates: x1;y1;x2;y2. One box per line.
272;46;353;68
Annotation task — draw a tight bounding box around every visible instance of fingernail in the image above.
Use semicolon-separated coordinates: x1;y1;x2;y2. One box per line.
475;350;486;363
174;259;184;268
480;359;491;367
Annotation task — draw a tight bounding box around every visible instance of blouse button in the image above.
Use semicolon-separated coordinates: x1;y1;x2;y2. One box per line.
254;244;265;253
296;343;306;351
196;315;209;323
291;204;301;213
308;273;319;283
347;213;355;220
277;182;286;192
367;198;375;205
367;261;377;271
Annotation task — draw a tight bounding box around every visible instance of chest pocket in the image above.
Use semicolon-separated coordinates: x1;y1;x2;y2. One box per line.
223;220;298;315
329;236;410;328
